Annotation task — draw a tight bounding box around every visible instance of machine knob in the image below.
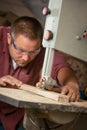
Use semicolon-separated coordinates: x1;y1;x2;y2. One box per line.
76;35;81;40
83;30;87;38
42;7;51;16
44;30;53;40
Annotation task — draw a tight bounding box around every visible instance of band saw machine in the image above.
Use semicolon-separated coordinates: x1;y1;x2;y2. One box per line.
0;0;87;128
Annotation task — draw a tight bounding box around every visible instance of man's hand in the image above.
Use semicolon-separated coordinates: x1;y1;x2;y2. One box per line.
51;67;80;102
47;83;80;102
60;83;80;102
0;75;23;88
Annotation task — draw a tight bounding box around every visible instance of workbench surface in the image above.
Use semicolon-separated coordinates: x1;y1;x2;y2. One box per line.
0;87;87;113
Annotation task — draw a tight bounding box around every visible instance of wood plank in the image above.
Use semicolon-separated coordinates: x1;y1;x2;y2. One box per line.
1;86;87;114
0;87;87;113
0;87;70;111
20;84;69;102
0;87;59;104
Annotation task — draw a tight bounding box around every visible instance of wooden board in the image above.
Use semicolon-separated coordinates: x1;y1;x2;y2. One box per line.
0;87;87;113
20;84;69;102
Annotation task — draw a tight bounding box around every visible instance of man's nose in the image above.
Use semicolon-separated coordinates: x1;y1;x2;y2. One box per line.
21;54;29;61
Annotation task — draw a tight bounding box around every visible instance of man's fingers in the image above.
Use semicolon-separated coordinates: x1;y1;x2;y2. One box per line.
64;88;80;102
2;77;15;86
0;75;23;88
61;87;69;95
0;79;7;86
68;92;80;102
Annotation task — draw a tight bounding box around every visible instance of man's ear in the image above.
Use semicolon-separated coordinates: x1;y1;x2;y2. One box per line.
7;33;11;45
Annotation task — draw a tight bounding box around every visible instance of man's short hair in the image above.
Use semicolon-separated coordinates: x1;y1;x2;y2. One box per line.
10;16;43;42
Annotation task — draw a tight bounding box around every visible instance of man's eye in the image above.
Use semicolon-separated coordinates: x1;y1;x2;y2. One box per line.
29;51;35;54
20;49;25;52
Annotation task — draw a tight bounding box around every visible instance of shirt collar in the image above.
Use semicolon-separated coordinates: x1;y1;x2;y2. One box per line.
12;59;18;69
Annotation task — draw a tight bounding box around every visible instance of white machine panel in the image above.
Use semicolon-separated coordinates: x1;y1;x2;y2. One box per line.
42;0;87;62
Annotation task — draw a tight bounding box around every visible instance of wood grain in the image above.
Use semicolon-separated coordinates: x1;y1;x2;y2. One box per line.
20;84;69;102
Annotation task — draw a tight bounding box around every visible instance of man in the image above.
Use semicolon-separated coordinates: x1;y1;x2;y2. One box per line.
0;16;79;130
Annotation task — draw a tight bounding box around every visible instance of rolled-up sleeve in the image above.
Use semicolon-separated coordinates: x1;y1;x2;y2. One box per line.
51;51;70;83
